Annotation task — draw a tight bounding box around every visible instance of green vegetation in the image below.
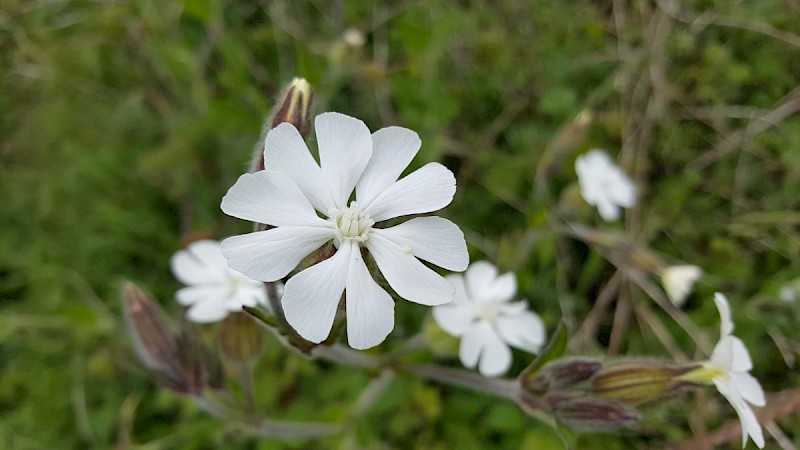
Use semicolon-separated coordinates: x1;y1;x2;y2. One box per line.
1;0;799;448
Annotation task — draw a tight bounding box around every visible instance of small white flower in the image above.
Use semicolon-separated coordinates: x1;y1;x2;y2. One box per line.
432;261;546;377
661;265;703;307
705;293;766;449
171;240;269;323
220;113;468;349
779;286;796;303
575;149;636;221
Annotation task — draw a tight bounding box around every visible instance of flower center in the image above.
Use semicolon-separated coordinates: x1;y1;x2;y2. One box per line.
475;302;500;323
330;201;374;244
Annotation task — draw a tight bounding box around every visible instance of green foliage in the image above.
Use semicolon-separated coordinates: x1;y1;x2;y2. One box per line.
1;0;799;448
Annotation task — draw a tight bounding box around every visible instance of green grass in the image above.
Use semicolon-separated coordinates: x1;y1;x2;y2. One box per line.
1;0;799;448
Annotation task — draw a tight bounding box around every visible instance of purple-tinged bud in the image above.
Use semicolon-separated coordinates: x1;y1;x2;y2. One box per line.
522;358;602;394
550;395;641;432
250;78;313;172
122;282;224;395
590;361;698;407
123;283;178;375
219;312;264;361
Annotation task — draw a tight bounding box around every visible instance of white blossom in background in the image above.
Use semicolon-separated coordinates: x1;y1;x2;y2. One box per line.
661;265;703;307
705;293;766;449
220;112;468;349
575;149;636;222
171;240;270;323
433;261;546;377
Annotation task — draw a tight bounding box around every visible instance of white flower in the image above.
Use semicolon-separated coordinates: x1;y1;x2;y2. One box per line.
171;240;269;323
705;293;766;449
661;265;703;307
220;112;468;349
432;261;546;377
575;149;636;221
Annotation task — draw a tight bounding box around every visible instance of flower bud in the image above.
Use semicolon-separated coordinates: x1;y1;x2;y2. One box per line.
270;78;312;136
251;78;313;172
522;358;602;394
590;362;697;407
122;282;224;395
123;283;178;374
550;395;641;432
219;312;264;361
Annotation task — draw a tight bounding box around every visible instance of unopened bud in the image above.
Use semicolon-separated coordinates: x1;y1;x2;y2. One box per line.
123;283;178;375
122;282;224;395
219;312;264;361
271;78;312;136
550;395;640;432
251;78;314;172
522;358;602;394
591;362;697;407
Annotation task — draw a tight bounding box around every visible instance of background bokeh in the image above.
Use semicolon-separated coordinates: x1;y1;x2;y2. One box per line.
2;0;799;448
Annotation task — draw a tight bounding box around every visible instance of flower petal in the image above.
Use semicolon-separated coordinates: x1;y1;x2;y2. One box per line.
356;126;421;208
363;162;456;222
433;304;474;337
496;309;546;354
221;226;334;282
728;336;754;372
186;300;230;323
731;372;766;407
315;112;372;208
263;122;335;212
221;170;328;227
281;241;353;343
366;232;455;306
459;322;512;377
176;285;224;306
345;248;395;349
171;241;227;285
714;292;734;338
374;217;468;271
465;261;517;302
596;197;621;222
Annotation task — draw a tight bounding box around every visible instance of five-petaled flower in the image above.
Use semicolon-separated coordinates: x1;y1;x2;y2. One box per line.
575;149;636;222
703;293;766;448
432;261;546;377
171;240;269;323
220;113;469;349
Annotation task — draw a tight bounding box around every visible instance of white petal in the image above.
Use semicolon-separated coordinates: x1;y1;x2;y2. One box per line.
496;310;546;354
433;303;475;336
171;241;227;285
710;336;734;372
220;226;334;282
714;292;735;338
459;322;512;377
363;162;456;222
281;241;353;343
730;389;765;448
731;372;766;407
459;325;483;369
263;122;335;212
662;265;702;307
221;170;328;227
465;261;517;303
374;217;468;271
345;248;395;349
176;285;224;306
728;336;754;372
366;232;455;306
315;112;372;208
356;126;421;208
596;197;621;222
186;300;229;323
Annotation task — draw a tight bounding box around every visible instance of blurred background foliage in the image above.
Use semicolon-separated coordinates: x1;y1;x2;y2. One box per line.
2;0;800;448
